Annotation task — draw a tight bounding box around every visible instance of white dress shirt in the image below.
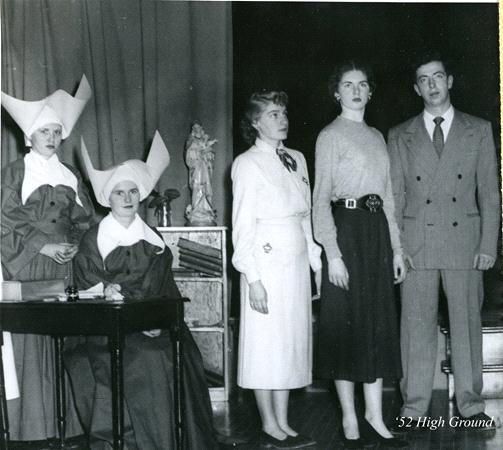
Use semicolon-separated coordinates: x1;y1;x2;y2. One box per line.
423;105;454;141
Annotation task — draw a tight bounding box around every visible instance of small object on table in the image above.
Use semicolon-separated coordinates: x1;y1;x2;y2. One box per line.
149;189;181;227
65;285;79;302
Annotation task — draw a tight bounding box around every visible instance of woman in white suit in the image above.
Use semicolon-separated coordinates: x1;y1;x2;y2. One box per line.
232;90;321;449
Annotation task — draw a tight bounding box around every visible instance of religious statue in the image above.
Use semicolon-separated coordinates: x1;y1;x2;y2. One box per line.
184;122;217;226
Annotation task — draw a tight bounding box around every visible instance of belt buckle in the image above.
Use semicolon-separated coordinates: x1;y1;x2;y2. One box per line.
345;199;357;209
365;194;381;213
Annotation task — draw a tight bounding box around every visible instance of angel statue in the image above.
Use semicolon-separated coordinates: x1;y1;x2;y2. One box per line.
184;122;218;226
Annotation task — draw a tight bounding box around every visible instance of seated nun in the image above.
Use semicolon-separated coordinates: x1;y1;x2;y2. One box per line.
63;131;218;450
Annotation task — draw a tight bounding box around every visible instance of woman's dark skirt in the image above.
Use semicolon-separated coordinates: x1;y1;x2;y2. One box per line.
315;206;402;383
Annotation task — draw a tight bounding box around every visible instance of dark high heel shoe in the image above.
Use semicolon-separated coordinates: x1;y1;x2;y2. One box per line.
286;434;317;448
259;431;313;449
360;419;409;448
339;431;365;449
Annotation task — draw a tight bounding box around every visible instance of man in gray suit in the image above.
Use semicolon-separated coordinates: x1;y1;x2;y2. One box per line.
388;52;500;428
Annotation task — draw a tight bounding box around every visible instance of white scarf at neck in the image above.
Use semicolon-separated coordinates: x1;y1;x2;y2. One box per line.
22;151;83;206
97;212;165;263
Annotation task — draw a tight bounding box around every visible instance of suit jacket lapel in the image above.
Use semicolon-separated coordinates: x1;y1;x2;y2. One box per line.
403;114;439;178
439;110;472;161
432;110;474;186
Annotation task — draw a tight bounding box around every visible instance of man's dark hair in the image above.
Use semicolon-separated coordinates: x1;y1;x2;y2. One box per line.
410;51;452;83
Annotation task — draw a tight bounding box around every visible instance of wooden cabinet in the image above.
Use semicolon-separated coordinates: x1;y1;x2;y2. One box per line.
157;226;229;401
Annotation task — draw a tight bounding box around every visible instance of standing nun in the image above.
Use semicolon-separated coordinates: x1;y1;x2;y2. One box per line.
1;76;94;442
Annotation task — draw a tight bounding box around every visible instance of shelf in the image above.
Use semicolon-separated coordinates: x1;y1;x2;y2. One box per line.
441;360;503;373
441;324;503;334
189;326;224;333
157;226;227;232
174;276;223;282
158;227;230;402
173;268;223;282
208;387;226;402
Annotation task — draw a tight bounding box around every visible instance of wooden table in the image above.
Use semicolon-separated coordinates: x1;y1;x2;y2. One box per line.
0;296;187;450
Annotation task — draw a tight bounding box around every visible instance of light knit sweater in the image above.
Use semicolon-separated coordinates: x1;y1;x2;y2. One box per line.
313;115;402;260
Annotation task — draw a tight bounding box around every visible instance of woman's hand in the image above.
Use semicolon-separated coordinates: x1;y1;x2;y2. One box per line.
249;280;268;314
393;254;407;284
62;243;78;261
328;257;349;290
314;269;322;297
143;329;161;338
40;243;78;264
104;283;123;301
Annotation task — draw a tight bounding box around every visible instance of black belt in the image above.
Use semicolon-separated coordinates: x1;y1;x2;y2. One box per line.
333;194;383;213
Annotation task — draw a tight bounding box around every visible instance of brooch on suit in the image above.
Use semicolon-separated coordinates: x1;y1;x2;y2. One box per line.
302;176;309;185
263;243;272;253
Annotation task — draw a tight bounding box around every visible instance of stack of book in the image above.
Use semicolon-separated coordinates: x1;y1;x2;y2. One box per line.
177;238;222;277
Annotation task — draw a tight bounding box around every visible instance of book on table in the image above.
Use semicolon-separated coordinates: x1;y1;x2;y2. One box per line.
179;254;222;273
177;237;222;259
178;260;222;277
178;247;222;265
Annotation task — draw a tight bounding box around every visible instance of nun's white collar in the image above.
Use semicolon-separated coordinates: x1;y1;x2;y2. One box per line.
97;212;165;263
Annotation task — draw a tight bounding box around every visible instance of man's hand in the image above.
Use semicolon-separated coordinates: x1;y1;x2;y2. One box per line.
394;254;407;284
249;280;268;314
473;253;495;271
403;253;416;271
328;257;349;290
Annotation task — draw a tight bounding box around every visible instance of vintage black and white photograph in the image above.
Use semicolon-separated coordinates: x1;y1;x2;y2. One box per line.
0;1;501;449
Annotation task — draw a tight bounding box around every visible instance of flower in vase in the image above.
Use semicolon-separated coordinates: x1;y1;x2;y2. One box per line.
148;188;181;227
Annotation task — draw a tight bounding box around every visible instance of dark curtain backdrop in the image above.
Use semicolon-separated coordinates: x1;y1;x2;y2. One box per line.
233;2;500;178
231;1;500;317
1;0;233;226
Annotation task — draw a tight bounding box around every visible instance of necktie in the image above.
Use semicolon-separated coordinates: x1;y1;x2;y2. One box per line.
276;148;297;172
433;116;445;157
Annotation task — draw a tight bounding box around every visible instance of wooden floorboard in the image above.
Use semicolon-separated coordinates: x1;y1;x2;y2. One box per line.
213;389;503;450
214;262;503;449
8;261;503;449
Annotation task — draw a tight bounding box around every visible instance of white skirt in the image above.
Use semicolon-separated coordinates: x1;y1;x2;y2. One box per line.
237;216;312;389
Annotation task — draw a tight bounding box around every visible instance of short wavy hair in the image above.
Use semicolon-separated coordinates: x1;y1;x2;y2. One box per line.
240;90;289;146
410;51;451;83
328;60;376;104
